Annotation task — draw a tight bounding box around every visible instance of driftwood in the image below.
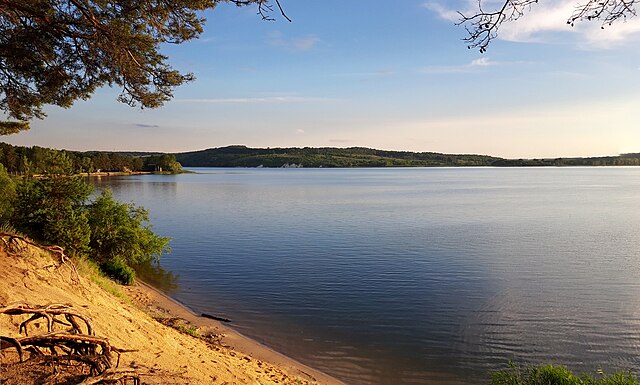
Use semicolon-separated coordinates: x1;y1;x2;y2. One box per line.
0;302;94;336
201;312;232;323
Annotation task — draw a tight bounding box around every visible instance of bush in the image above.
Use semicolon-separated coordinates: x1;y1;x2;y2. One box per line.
87;189;169;267
101;259;136;285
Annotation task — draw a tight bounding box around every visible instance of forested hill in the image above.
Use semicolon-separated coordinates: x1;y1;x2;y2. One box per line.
173;146;640;168
174;146;502;167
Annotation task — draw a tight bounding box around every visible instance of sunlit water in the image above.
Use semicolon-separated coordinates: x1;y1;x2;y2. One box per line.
91;167;640;385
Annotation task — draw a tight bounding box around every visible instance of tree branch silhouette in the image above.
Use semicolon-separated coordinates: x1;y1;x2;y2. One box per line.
459;0;638;52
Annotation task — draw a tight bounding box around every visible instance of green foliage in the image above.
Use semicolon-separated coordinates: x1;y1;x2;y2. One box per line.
0;121;29;135
3;142;640;175
5;152;169;286
74;256;130;301
174;321;201;338
13;176;92;256
0;142;186;175
174;145;502;168
0;164;15;223
0;0;275;124
143;154;183;173
100;259;136;286
87;189;169;269
491;363;639;385
12;179;169;284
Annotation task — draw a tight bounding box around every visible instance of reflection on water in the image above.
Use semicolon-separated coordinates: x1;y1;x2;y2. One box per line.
133;261;179;293
92;168;640;385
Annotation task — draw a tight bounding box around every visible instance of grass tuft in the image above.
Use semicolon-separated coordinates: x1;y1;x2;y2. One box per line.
491;362;639;385
74;256;131;303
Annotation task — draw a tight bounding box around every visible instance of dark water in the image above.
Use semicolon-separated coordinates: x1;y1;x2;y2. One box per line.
91;167;640;385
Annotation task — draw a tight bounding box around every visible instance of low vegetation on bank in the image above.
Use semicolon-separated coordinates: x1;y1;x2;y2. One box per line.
491;363;639;385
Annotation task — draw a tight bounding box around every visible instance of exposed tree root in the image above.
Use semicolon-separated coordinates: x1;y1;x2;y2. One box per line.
0;302;94;336
0;336;23;362
76;369;140;385
0;232;80;284
1;303;139;384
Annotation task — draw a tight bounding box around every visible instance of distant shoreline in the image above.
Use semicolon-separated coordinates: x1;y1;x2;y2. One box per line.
82;171;152;177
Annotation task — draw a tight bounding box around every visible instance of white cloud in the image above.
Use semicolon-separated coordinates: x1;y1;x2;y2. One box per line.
420;57;499;73
424;0;640;48
470;57;495;67
296;129;305;134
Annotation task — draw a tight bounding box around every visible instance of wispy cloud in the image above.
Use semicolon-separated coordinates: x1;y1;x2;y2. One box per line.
296;129;305;134
420;57;499;74
269;32;321;51
175;96;336;104
422;1;461;22
133;123;160;128
424;0;640;48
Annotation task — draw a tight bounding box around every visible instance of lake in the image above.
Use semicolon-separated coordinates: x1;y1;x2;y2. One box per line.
92;167;640;385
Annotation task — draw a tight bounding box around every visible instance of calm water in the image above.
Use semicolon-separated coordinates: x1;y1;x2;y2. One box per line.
92;168;640;385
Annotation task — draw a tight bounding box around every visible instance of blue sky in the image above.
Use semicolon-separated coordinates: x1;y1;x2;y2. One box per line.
5;0;640;158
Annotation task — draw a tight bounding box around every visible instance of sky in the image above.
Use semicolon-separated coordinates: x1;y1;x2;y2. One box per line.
4;0;640;158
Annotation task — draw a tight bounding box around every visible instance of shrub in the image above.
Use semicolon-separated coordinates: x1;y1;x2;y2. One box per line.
101;259;136;285
87;189;169;267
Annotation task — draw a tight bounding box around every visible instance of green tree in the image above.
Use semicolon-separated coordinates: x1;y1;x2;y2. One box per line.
13;176;92;255
0;0;284;132
0;164;16;223
145;154;182;173
87;189;169;267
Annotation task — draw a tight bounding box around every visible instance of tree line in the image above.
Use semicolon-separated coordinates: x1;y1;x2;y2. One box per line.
3;143;640;171
0;142;181;175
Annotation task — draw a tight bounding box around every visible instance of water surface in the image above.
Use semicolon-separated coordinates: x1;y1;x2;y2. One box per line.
92;168;640;384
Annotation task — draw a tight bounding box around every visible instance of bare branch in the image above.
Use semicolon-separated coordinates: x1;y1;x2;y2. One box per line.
458;0;539;53
568;0;637;27
458;0;637;52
